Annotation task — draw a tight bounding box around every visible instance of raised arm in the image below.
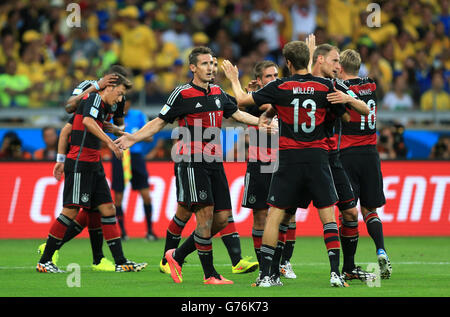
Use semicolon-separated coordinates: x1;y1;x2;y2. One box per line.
114;117;168;150
221;60;257;108
65;74;118;113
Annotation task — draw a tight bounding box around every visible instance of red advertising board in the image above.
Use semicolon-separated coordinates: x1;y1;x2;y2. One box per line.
0;161;449;238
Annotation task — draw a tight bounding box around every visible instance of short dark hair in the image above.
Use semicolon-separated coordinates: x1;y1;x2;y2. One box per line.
282;41;309;70
114;73;133;90
105;64;131;78
313;44;339;65
188;46;213;66
253;61;278;80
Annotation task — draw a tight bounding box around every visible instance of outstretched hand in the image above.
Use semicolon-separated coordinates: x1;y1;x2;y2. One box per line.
53;162;64;181
221;60;239;82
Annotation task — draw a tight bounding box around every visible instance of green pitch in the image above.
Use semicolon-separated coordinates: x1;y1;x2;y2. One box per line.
0;237;449;297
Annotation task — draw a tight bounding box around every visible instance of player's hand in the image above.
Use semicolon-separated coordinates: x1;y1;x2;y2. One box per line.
305;33;316;52
53;162;64;181
221;60;239;82
327;87;349;104
103;122;125;136
258;114;277;135
114;132;136;150
108;141;123;160
246;80;259;93
97;73;118;90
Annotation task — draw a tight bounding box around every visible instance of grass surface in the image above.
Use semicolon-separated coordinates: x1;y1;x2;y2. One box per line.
0;237;449;298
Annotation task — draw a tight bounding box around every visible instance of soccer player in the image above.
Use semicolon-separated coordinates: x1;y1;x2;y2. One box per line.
37;74;147;273
159;56;259;276
115;46;269;284
222;41;348;287
240;60;297;279
38;65;132;272
338;49;392;279
310;43;377;282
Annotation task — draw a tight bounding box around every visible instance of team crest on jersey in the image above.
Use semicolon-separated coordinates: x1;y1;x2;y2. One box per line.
111;103;117;112
199;190;208;200
248;195;256;204
81;193;89;203
215;98;221;109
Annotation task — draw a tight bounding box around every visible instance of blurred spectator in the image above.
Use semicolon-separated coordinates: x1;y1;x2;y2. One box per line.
429;135;450;159
326;0;359;48
0;28;19;68
250;0;284;63
33;126;58;160
162;14;193;55
0;58;31;107
290;0;317;41
420;72;450;111
117;6;156;76
377;124;408;159
0;131;32;160
377;126;397;159
382;74;414;111
146;138;173;161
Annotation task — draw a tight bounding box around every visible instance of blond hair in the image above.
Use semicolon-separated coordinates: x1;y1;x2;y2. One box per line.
340;49;361;76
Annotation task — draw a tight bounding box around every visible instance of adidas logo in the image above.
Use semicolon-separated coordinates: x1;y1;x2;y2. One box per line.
269;196;275;201
328;251;336;256
195;102;203;108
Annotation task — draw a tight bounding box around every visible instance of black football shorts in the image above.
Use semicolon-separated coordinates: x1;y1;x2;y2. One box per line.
175;163;232;212
241;162;272;210
328;152;356;211
63;167;113;210
340;146;386;208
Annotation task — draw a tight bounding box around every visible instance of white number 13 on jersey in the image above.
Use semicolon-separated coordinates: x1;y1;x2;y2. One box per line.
292;98;316;133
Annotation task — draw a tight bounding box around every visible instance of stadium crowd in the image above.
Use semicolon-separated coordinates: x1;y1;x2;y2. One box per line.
0;0;448;160
0;0;448;109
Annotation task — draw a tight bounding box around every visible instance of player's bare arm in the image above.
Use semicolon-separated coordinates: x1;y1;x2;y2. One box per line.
53;122;72;181
327;87;370;117
221;60;256;107
82;116;123;160
65;74;118;113
103;121;125;137
305;34;316;73
114;117;167;150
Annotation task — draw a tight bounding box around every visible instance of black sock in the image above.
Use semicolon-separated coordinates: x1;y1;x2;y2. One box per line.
115;205;126;237
260;244;275;278
339;220;359;272
101;216;126;265
173;232;196;265
323;222;340;274
89;228;105;265
194;233;217;279
40;236;63;263
221;232;242;267
281;223;296;264
40;214;72;263
271;241;285;278
163;216;187;264
252;229;263;265
62;221;83;244
364;211;385;251
143;203;153;234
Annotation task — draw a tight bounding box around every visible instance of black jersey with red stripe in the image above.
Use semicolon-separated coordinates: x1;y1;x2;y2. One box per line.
71;80;124;121
158;81;238;168
66;93;114;171
325;79;361;152
340;77;378;150
244;104;276;163
252;73;346;163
